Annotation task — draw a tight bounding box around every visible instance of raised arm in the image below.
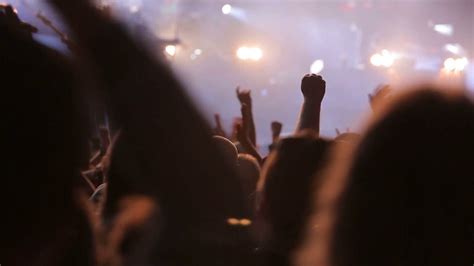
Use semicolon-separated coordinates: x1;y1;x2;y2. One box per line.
236;87;257;146
296;74;326;135
268;121;283;152
236;117;262;164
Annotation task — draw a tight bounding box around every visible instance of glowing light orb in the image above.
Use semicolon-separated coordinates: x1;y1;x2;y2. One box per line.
310;59;325;74
236;46;262;61
165;45;176;56
222;4;232;15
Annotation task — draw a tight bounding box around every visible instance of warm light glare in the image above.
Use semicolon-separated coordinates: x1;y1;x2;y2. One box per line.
443;57;469;72
310;59;325;74
370;54;383;67
455;57;468;71
165;45;176;56
370;50;396;68
444;58;456;71
222;4;232;14
236;46;263;61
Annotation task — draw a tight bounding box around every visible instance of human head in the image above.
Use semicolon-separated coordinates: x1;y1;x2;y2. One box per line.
258;130;331;256
306;88;474;266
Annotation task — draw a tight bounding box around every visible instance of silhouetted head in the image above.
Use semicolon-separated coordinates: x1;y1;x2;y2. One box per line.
257;130;331;263
237;154;261;215
333;132;360;144
306;88;474;266
213;135;239;164
1;14;92;265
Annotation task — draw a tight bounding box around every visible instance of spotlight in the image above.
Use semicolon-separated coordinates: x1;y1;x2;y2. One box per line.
165;45;176;56
222;4;232;15
455;57;469;71
370;50;396;68
194;49;202;55
443;57;469;72
443;58;456;71
380;50;395;67
434;24;453;36
445;44;461;55
236;46;262;61
370;54;383;67
310;59;324;74
249;47;263;61
237;46;250;60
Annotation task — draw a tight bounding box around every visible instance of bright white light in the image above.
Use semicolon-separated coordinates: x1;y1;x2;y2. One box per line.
380;49;395;67
237;46;250;60
370;53;383;67
370;50;396;68
165;45;176;56
445;44;461;55
236;46;262;61
249;47;263;61
222;4;232;15
310;59;325;74
434;24;453;36
444;58;456;71
194;49;202;55
444;57;469;72
455;57;469;71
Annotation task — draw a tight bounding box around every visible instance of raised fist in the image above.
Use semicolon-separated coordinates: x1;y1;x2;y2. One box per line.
236;87;252;108
301;74;326;103
271;121;283;137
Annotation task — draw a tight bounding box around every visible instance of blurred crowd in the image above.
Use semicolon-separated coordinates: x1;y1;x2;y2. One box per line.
1;1;473;266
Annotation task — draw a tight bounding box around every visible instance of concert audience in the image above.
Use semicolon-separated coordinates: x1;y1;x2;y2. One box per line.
1;1;472;266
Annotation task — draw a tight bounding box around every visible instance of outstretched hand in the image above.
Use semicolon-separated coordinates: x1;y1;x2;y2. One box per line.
236;87;252;108
301;74;326;104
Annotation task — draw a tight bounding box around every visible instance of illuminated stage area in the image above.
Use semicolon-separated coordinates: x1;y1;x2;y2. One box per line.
7;0;473;144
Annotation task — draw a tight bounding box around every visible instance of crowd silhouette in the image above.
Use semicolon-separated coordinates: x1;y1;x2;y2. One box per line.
1;1;473;266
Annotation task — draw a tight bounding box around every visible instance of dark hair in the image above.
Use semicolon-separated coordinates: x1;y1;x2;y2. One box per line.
0;19;93;265
329;88;474;266
258;130;331;265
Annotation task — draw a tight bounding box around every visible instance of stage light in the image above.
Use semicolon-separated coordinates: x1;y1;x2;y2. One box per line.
370;53;383;67
380;49;395;67
455;57;468;71
310;59;325;74
445;44;461;55
165;45;176;56
222;4;232;15
370;50;396;68
443;57;469;72
434;24;453;36
194;49;202;55
236;46;262;61
444;58;456;71
237;46;250;60
249;47;263;61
